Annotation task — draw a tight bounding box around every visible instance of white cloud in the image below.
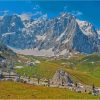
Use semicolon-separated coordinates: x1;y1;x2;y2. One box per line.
19;13;32;21
64;6;68;11
0;10;9;15
33;5;40;10
32;11;47;20
19;11;47;21
71;11;83;16
0;10;9;20
32;4;47;20
32;11;42;16
63;6;83;17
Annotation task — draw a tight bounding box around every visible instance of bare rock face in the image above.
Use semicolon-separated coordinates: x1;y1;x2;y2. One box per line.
51;70;73;86
0;13;100;56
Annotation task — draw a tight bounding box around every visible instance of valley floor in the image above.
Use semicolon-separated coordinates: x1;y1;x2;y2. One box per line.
0;81;100;99
1;54;100;99
15;54;100;87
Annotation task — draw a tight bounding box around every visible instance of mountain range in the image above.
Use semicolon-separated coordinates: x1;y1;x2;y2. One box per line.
0;13;100;57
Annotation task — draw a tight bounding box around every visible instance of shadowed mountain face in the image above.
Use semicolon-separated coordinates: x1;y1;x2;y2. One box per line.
0;42;16;60
0;13;100;56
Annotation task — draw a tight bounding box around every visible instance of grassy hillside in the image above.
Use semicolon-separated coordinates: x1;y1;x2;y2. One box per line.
15;54;100;87
16;60;61;79
0;81;99;99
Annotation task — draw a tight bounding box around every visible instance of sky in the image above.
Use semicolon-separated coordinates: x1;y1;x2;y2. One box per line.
0;1;100;29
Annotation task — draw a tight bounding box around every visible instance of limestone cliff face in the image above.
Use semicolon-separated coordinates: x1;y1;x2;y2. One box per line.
0;13;99;56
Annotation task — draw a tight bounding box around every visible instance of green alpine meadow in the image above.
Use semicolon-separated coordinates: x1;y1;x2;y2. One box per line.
0;1;100;99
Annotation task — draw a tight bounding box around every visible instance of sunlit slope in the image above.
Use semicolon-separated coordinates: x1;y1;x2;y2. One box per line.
15;54;100;86
0;81;99;99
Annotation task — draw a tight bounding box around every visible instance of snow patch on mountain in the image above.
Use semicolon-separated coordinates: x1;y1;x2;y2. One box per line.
76;19;96;36
97;30;100;39
2;32;15;37
56;27;68;41
11;22;15;27
36;35;46;41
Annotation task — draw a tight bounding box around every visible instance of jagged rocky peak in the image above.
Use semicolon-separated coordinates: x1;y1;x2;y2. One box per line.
59;12;75;18
55;12;75;24
0;12;100;56
76;19;97;36
2;14;23;24
0;14;24;33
